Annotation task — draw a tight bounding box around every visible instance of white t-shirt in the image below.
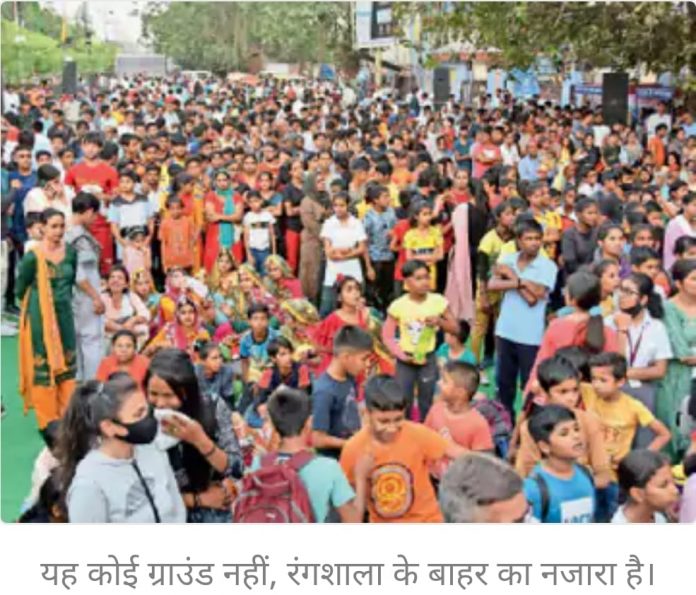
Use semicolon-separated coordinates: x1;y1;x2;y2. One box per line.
320;215;367;286
243;210;275;250
611;506;668;524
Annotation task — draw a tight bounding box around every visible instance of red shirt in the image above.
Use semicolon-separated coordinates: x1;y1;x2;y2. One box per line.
64;161;119;195
393;219;411;281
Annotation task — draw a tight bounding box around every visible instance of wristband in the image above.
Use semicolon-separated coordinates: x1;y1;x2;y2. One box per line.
202;443;217;458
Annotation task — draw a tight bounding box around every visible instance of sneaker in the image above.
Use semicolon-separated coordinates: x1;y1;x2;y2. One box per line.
1;322;18;337
479;369;490;385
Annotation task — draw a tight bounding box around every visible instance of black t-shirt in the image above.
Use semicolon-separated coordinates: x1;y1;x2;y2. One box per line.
283;182;304;232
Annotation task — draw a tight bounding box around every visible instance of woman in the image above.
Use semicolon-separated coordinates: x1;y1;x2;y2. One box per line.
101;265;151;350
203;170;243;272
610;273;672;448
194;341;240;409
96;330;151;389
146;297;210;361
207;248;238;293
24;164;73;221
264;254;303;302
620;131;643;167
17;208;77;432
58;374;186;523
657;259;696;460
596;223;630;277
312;276;394;376
527;271;619;392
279;298;321;364
298;170;330;303
130;268;161;323
145;348;244;523
594;259;621;316
156;266;208;331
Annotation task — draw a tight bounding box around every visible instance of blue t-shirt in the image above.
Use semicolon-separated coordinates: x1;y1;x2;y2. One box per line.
495;251;558;346
8;170;37;241
251;454;354;522
311;372;361;459
363;207;397;262
524;464;595;523
239;328;279;381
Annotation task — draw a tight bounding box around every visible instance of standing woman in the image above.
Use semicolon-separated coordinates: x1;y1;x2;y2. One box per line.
145;348;244;523
17;208;77;433
203;170;243;273
283;159;306;274
57;374;186;523
657;259;696;460
299;170;330;304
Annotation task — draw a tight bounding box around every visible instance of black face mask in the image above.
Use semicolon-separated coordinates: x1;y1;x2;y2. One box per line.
114;407;158;445
620;303;643;318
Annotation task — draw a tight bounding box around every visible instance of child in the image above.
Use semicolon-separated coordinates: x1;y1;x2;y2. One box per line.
630;245;670;297
384;259;459;421
436;319;476;367
612;449;679;523
340;374;465;523
585;352;671;518
24;212;44;252
311;325;374;459
122;227;152;277
159;195;196;272
404;201;444;290
109;170;154;259
363;184;397;311
242;191;276;274
523;405;596;523
246;387;368;523
239;303;279;388
489;217;558;421
425;362;494;477
515;356;613;513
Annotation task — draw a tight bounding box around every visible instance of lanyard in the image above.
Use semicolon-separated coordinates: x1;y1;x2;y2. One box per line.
627;324;646;367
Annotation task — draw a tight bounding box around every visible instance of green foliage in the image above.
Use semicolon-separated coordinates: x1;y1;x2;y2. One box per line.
141;2;357;73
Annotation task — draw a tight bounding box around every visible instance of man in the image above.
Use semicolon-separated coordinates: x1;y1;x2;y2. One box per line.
440;453;529;522
645;101;672;139
518;139;541;182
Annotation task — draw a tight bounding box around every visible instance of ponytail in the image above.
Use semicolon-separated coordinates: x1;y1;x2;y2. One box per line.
566;271;605;353
627;272;664;320
645;292;664;320
585;314;606;354
55;375;138;500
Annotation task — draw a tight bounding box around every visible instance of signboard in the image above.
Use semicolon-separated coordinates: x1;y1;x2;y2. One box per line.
572;84;674;101
355;2;395;49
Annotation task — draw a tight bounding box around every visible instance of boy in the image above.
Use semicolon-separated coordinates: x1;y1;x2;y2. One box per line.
159;195;196;272
109;170;154;259
585;352;671;519
515;356;612;488
312;325;374;460
524;405;596;523
239;303;279;387
24;212;44;253
425;362;494;477
489;218;558;421
384;259;459;421
251;388;368;523
242;191;276;274
340;374;466;523
363;184;397;311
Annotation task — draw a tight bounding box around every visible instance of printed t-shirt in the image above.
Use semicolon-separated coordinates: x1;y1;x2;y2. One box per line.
403;226;443;289
524;464;595;523
340;422;448;523
388;293;448;356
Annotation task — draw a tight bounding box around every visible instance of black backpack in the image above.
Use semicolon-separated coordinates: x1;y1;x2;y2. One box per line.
530;465;595;522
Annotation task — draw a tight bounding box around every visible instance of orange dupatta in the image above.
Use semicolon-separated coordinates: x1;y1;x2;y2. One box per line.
18;247;69;413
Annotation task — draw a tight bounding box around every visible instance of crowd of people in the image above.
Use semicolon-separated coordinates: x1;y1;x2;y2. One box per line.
1;73;695;524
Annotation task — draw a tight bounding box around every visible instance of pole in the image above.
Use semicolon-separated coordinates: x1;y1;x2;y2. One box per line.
375;48;382;88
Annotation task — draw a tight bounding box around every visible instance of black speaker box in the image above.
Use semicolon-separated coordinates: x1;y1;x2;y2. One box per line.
434;67;451;107
62;60;78;95
602;72;629;125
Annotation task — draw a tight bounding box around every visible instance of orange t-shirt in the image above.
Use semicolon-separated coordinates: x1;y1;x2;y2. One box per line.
648;137;665;167
96;354;150;389
159;216;196;270
340;422;448;523
424;402;493;451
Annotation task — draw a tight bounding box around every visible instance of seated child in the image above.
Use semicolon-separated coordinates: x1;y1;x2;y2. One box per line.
524;405;596;523
194;341;241;409
612;449;679;523
425;362;494;478
238;303;279;411
340;374;465;523
245;387;368;523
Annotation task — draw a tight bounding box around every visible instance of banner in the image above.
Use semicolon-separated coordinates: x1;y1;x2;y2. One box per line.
355;2;396;49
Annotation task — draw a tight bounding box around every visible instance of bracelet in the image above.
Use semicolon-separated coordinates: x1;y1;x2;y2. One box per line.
202;443;217;458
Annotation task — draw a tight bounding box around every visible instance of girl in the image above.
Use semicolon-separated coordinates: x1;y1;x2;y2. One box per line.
264;254;303;302
17;208;77;432
657;259;696;460
146;297;210;361
283;158;306;273
594;259;620;316
611;273;672;447
101;264;151;350
194;342;240;409
612;450;679;523
203;170;243;272
130;268;161;323
596;222;630;277
404;201;444;290
145;348;243;523
96;330;151;389
57;374;186;523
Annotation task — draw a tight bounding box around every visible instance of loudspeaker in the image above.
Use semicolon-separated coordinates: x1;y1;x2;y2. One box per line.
433;67;450;107
602;72;629;125
62;60;78;95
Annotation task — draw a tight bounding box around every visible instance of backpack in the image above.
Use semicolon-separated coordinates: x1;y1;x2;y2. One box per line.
471;399;513;458
232;451;315;523
530;465;595;523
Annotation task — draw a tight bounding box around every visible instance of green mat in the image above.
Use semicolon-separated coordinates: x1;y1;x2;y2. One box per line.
1;336;43;522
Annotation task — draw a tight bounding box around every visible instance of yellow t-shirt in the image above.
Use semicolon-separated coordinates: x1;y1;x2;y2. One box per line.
583;389;655;479
404;226;443;289
388;292;448;356
478;229;506;273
